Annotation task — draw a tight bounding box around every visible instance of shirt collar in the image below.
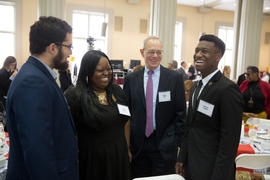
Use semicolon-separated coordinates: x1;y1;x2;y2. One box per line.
201;69;219;86
31;55;57;80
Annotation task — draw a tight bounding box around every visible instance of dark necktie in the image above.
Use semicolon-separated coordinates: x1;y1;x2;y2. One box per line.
145;70;154;137
193;80;203;110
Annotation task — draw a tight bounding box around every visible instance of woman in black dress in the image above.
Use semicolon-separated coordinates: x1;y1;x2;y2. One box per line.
64;50;131;180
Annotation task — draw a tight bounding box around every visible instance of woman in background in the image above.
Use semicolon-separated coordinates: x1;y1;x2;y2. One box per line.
240;66;270;122
184;80;194;106
222;65;231;79
0;56;17;109
65;50;131;180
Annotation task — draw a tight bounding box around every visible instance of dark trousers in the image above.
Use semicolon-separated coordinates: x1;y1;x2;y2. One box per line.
131;132;175;178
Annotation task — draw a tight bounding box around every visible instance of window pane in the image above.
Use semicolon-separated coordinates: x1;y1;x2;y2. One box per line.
89;15;104;38
226;29;234;49
72;38;88;68
0;5;14;31
0;33;14;66
174;22;183;62
73;13;88;37
93;40;105;51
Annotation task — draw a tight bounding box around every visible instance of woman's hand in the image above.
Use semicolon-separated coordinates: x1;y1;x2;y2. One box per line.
243;112;258;117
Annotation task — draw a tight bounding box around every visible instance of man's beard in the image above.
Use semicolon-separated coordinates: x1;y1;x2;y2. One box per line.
53;48;69;70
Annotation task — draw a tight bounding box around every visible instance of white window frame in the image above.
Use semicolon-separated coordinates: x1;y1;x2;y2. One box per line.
174;17;186;67
216;22;234;78
66;4;113;79
0;0;22;67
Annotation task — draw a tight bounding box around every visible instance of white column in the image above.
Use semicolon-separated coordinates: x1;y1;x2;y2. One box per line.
235;0;263;77
39;0;65;20
149;0;177;67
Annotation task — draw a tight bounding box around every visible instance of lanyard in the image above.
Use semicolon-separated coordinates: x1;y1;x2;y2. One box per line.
249;83;259;101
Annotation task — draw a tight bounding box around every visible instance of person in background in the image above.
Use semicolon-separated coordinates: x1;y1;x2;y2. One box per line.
58;67;73;92
187;64;196;80
222;65;231;79
237;72;246;86
124;36;186;178
261;71;270;83
133;64;144;72
64;50;131;180
6;16;79;180
178;61;188;81
176;34;243;180
184;80;194;108
0;56;17;109
240;66;270;122
167;60;178;70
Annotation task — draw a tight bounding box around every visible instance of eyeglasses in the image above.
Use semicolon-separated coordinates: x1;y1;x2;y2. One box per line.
56;43;73;50
144;49;164;56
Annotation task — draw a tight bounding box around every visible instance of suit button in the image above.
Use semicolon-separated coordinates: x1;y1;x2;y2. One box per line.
76;159;79;164
75;135;78;140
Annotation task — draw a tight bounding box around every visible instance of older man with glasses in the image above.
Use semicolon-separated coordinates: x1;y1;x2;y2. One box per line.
123;36;186;178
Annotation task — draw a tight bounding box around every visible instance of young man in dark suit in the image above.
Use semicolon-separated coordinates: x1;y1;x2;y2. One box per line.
6;16;79;180
176;34;243;180
123;36;186;178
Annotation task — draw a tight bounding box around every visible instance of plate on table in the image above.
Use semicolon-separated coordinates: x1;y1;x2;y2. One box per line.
257;135;270;140
257;130;267;135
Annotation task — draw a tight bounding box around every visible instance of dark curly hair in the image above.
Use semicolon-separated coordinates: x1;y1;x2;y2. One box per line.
29;16;72;55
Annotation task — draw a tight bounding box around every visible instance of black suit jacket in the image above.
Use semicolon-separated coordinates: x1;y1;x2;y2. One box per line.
123;66;186;162
178;71;243;180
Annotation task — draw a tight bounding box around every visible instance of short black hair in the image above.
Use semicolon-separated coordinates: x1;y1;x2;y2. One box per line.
246;66;259;74
199;34;226;57
29;16;72;55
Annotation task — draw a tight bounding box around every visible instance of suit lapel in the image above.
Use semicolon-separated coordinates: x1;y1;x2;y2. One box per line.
136;68;146;109
27;57;77;132
190;71;222;122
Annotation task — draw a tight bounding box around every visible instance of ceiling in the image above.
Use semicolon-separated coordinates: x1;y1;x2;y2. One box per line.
176;0;270;14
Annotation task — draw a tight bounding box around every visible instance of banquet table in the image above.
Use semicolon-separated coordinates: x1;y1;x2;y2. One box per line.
238;134;270;175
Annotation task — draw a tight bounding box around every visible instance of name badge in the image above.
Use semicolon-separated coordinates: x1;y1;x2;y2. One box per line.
197;100;214;117
158;91;171;102
117;104;131;116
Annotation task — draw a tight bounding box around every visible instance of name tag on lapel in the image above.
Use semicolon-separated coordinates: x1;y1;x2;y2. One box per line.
197;100;214;117
158;91;171;102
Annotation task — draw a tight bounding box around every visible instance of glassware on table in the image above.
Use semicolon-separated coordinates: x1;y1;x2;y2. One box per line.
248;128;257;144
253;118;260;128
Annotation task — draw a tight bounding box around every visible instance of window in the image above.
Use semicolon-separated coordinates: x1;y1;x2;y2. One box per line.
174;21;183;63
217;24;234;75
0;2;15;66
72;11;108;69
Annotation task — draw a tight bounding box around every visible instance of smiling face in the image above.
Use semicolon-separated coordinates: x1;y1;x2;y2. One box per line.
91;56;112;92
193;40;222;78
140;38;163;71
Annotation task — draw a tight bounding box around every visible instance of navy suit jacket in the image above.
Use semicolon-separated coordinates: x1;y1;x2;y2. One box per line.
178;71;243;180
123;66;186;162
6;56;79;180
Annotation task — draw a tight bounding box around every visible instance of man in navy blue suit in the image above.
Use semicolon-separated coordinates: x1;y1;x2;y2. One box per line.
123;36;186;178
6;16;79;180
